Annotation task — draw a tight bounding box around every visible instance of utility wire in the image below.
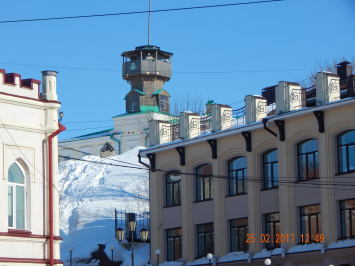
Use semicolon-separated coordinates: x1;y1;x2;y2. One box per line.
0;0;285;24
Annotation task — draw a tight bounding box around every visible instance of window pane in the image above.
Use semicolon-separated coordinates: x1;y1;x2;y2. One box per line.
178;183;181;204
273;163;279;186
266;222;273;248
231;228;237;252
175;237;181;260
230;157;246;170
339;146;348;173
310;215;317;239
8;163;24;184
198;233;205;257
237;171;244;194
338;131;355;145
264;150;278;163
301;205;320;215
231;218;248;227
197;165;212;176
8;186;13;227
197;178;203;201
341;210;350;237
229;171;236;195
243;169;247;193
318;213;322;234
299;154;307;180
167;184;172;206
204;178;210;199
352;210;355;236
264;164;272;188
301;215;308;235
308;154;315;178
341;199;355;209
299;139;318;154
239;227;246;251
315;152;319;178
167;238;173;261
210;177;213;199
348;145;355;171
16;186;25;229
275;222;281;247
173;183;179;205
206;233;212;254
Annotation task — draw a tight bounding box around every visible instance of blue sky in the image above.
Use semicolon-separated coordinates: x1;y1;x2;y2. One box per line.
0;0;354;140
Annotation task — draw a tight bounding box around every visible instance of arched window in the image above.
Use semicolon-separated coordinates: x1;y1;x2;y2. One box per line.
338;131;355;174
166;172;181;207
228;157;247;195
298;139;319;180
196;164;213;201
263;150;278;189
8;162;25;229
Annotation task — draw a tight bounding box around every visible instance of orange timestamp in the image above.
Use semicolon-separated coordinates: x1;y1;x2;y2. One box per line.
246;234;325;243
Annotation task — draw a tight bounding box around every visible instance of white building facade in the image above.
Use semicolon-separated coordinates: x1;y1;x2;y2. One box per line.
0;68;63;265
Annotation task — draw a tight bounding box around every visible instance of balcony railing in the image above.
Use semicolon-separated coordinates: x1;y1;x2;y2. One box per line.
122;60;171;79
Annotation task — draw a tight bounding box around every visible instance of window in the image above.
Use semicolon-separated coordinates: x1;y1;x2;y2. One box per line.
230;218;248;252
166;172;181;207
228;157;247;195
300;204;321;242
8;162;25;229
340;199;355;238
338;131;355;174
159;95;169;113
127;95;140;113
298;139;319;180
263;150;278;189
196;165;213;201
167;228;182;261
197;223;214;258
265;213;280;249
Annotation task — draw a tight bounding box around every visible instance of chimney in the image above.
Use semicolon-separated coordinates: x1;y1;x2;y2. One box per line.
41;70;58;101
316;72;340;104
245;95;267;124
275;81;305;113
211;104;232;132
149;120;171;146
180;112;200;140
337;61;352;80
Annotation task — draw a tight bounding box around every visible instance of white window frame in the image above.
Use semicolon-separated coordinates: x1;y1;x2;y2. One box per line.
8;162;26;230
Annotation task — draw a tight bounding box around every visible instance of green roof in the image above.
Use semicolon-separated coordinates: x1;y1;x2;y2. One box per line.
133;89;146;95
112;106;170;118
152;89;171;96
135;45;160;50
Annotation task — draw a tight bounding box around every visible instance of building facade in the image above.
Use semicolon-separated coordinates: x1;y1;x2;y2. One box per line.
58;45;175;161
139;62;355;265
0;69;63;265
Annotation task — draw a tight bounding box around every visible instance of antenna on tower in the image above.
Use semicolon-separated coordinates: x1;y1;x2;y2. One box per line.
148;0;151;45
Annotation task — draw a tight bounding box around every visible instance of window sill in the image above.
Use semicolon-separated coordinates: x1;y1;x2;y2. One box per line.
335;170;355;176
226;193;247;198
8;229;31;235
295;177;319;183
261;187;279;191
337;236;355;240
163;204;181;209
193;199;213;203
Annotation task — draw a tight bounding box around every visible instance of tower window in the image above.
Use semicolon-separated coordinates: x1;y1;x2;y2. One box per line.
127;95;140;113
159;95;169;113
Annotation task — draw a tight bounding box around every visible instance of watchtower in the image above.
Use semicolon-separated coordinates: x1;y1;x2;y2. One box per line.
121;45;173;114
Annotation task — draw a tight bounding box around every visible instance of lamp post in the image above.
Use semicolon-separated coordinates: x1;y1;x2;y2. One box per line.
68;247;73;266
155;249;161;266
110;245;115;262
207;253;213;266
115;222;149;266
264;258;271;265
58;111;64;122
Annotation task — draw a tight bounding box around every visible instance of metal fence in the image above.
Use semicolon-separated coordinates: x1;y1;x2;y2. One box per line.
232;106;246;126
114;210;150;241
200;114;211;133
171;121;180;141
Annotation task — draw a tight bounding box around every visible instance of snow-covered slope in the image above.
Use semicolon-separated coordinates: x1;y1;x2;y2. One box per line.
59;146;150;265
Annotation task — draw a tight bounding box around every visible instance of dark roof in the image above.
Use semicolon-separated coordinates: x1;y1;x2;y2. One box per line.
121;44;173;57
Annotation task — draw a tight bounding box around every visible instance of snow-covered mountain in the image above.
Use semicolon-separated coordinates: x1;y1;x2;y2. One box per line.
59;147;150;265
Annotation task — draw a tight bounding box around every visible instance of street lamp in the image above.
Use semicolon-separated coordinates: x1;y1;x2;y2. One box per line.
110;245;115;262
264;258;271;265
58;111;64;122
68;247;73;266
115;221;149;266
207;253;213;266
155;249;161;266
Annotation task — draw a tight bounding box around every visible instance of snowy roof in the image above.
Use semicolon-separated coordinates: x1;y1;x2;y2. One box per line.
59;128;120;143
